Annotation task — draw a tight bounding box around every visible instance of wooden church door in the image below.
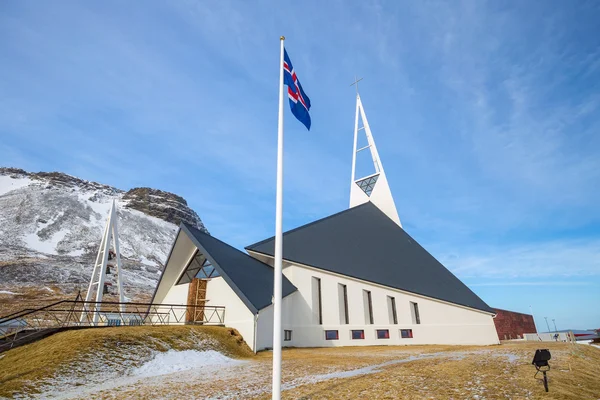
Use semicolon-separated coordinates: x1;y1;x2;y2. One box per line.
186;278;207;323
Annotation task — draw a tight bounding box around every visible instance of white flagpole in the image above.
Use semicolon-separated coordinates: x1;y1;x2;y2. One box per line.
272;35;285;400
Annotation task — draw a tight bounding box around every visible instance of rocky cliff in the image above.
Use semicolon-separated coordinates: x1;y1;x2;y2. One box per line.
0;167;207;313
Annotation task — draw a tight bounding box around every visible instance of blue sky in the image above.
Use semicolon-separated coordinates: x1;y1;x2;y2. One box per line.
1;1;599;330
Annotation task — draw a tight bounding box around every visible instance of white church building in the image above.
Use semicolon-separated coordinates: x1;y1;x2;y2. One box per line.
151;94;499;352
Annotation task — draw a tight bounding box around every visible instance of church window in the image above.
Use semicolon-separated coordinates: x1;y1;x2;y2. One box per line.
388;296;398;325
338;283;349;324
363;290;374;324
355;174;379;196
351;330;365;339
376;329;390;339
312;277;323;325
325;330;339;340
284;330;292;341
177;251;220;285
400;329;413;338
410;302;421;324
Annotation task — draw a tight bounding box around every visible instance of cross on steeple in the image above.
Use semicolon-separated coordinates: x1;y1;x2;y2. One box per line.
350;76;363;96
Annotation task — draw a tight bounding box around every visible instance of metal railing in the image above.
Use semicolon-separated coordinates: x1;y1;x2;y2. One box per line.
0;300;225;352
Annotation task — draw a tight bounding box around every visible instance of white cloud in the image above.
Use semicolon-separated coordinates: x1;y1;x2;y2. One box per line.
438;238;600;279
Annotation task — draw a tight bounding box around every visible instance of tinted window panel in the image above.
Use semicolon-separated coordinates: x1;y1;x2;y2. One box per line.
352;330;365;339
325;330;339;340
377;329;390;339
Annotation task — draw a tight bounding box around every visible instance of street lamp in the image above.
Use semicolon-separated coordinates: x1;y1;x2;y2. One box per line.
544;317;551;333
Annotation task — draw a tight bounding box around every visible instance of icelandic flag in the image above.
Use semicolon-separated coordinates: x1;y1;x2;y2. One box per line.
283;49;311;130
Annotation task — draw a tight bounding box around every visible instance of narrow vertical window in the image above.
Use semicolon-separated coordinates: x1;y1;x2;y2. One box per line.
363;290;374;324
410;302;421;325
388;296;398;325
338;283;349;324
312;277;322;325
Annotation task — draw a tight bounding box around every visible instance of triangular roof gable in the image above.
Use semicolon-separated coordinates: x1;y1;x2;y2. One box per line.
247;202;494;314
181;224;297;314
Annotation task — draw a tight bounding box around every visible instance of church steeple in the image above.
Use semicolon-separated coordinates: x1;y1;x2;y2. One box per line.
349;92;402;227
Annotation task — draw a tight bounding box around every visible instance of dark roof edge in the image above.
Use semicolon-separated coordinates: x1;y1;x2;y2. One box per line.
248;248;495;315
181;223;298;313
394;224;496;314
149;227;183;304
181;223;259;314
245;203;372;250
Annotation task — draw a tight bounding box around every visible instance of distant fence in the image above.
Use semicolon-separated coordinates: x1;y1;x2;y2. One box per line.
523;332;573;342
0;300;225;352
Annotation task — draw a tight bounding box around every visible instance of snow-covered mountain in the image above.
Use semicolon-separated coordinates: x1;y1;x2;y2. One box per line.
0;167;207;311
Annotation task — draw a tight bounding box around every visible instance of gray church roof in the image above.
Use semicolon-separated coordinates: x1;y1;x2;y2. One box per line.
246;202;494;314
182;224;297;314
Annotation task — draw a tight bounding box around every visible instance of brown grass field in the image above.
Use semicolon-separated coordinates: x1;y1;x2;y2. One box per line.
0;326;598;399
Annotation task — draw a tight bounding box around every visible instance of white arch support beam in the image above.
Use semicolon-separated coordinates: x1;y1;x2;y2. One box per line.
350;93;402;227
81;200;126;324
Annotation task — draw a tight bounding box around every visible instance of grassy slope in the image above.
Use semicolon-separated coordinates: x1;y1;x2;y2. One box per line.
0;325;253;397
72;341;600;399
261;342;600;400
2;331;598;399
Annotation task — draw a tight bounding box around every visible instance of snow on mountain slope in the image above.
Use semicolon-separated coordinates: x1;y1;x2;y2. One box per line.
0;175;32;196
0;167;207;310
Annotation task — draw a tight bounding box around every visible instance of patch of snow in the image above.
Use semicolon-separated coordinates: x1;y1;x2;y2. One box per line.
281;353;445;391
37;345;241;399
77;192;114;222
491;353;520;363
43;286;54;292
139;255;156;267
133;350;244;378
0;175;31;196
578;340;600;349
22;227;69;255
69;248;85;257
0;290;19;295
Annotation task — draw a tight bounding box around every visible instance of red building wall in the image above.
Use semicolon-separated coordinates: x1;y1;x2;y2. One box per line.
493;308;537;340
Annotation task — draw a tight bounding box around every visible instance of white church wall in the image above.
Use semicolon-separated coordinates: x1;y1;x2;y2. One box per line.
157;282;189;323
205;276;257;351
350;172;401;227
154;260;257;350
280;263;499;347
367;173;401;226
255;292;296;351
161;282;189;304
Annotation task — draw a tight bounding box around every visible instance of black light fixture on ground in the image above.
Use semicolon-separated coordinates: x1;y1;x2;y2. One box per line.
532;349;551;392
